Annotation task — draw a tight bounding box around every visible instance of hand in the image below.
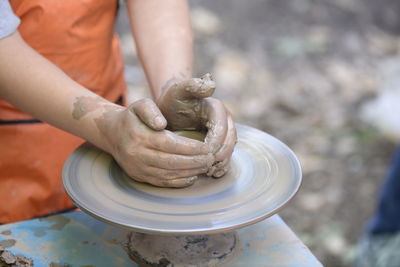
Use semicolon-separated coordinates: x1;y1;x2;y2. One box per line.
156;74;237;178
96;99;214;188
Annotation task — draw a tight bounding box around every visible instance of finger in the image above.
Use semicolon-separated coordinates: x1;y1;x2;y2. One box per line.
143;150;214;170
150;130;210;155
214;115;237;162
207;115;237;178
214;166;229;178
146;176;198;188
203;98;228;154
130;98;167;131
168;74;216;101
209;160;230;178
145;165;209;180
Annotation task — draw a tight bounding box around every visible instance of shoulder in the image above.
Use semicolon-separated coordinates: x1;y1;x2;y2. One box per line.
0;1;20;40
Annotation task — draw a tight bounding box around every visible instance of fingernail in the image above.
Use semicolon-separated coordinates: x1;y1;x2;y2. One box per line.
207;166;216;177
154;116;166;129
213;169;225;178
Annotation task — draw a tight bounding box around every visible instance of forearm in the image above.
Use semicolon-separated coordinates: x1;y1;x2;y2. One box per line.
0;32;120;153
126;0;193;101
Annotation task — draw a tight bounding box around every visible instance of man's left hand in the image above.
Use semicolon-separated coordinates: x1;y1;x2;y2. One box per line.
156;74;237;178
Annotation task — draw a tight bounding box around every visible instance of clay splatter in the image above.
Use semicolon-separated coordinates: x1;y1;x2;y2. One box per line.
0;230;11;236
0;247;34;267
0;239;16;249
72;96;100;120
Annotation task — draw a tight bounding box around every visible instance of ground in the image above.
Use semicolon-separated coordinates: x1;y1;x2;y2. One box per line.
116;1;400;266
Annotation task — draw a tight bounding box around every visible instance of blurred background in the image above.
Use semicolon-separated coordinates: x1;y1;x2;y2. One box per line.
116;0;400;266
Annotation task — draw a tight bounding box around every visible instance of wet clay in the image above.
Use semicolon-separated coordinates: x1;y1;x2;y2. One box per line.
174;130;206;142
125;231;238;267
158;74;236;179
158;74;216;132
174;130;224;178
0;247;33;267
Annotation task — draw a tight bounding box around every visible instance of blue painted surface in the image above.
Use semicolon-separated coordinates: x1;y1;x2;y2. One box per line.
0;211;322;267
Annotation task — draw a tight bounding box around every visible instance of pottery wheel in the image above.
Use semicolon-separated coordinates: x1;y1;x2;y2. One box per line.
62;124;301;235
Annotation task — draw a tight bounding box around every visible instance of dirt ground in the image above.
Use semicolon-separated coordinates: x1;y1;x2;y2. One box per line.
116;1;400;266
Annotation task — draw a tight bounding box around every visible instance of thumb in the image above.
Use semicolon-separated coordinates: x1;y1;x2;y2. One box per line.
130;98;167;131
170;73;216;100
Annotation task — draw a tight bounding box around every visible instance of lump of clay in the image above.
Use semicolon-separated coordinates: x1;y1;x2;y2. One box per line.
0;248;34;267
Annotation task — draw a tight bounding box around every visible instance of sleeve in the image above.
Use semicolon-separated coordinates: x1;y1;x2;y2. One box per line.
0;0;21;39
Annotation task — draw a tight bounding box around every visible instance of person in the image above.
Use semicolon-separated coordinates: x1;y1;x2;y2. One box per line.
355;147;400;267
0;0;236;224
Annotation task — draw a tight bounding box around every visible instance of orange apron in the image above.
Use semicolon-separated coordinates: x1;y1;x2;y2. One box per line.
0;0;127;223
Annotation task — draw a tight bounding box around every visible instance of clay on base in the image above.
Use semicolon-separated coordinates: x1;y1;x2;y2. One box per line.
125;231;238;267
0;247;33;267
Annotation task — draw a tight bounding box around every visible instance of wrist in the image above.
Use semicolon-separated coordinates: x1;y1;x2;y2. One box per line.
154;78;177;105
77;100;123;154
97;106;125;154
152;72;192;104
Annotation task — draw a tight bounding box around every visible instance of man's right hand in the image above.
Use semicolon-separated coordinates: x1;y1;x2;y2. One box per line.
96;98;214;188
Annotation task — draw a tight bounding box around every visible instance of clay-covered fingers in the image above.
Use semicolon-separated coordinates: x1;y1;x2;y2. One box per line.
132;164;211;188
210;115;237;178
202;98;229;154
103;99;216;188
130;98;167;131
142;150;213;170
150;130;210;155
164;74;216;101
145;166;209;180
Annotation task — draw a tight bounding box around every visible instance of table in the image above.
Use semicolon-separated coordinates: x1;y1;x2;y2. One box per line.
0;211;322;266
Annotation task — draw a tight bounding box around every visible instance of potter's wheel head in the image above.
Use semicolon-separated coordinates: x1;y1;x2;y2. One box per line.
62;124;302;234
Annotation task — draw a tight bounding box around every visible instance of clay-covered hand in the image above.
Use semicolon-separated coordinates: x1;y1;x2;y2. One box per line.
97;98;214;188
156;74;237;178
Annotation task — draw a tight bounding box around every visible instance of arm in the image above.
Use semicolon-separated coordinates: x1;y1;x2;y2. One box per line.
126;0;193;101
127;0;237;177
0;32;212;187
0;32;114;151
